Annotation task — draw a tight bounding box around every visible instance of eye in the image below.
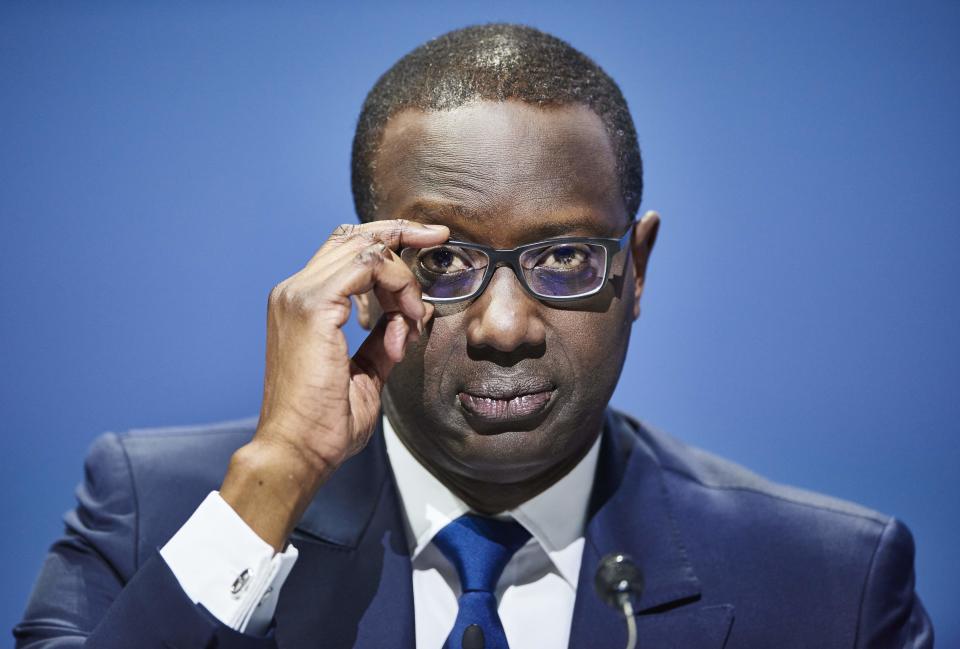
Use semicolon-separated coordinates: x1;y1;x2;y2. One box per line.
535;244;592;271
417;246;475;274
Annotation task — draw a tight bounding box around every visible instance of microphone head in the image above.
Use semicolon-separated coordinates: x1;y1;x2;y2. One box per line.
462;623;485;649
594;553;645;610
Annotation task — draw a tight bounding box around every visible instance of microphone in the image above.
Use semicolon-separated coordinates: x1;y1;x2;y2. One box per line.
461;623;484;649
594;553;644;649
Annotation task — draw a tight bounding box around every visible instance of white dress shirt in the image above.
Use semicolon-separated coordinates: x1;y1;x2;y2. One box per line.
160;416;600;646
383;417;600;649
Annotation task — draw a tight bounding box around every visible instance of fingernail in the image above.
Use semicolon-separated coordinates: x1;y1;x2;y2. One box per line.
417;318;425;335
423;224;447;231
406;326;419;343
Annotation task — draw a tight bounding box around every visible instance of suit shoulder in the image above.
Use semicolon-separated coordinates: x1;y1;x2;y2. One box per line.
112;415;257;473
76;416;255;521
62;417;257;578
610;411;931;645
97;416;258;560
116;415;259;444
112;415;257;495
615;410;888;526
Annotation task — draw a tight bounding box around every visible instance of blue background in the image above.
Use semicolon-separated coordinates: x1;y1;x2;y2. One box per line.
2;1;958;644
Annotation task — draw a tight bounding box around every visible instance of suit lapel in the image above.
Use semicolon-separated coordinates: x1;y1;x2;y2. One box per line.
568;411;734;649
274;421;415;649
269;410;734;648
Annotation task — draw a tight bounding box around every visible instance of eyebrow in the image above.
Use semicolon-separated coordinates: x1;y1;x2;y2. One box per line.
401;200;616;244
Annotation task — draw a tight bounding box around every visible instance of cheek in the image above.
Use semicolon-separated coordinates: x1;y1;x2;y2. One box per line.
554;306;632;397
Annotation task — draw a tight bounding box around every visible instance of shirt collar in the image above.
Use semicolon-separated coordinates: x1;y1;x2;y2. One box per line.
382;416;601;588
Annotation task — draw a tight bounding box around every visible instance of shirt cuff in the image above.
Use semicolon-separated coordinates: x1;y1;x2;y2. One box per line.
159;491;299;635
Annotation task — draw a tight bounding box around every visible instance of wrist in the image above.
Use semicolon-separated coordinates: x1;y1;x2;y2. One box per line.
220;438;333;550
254;413;351;474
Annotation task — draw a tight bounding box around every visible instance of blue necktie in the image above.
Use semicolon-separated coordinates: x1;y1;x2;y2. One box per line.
433;514;532;649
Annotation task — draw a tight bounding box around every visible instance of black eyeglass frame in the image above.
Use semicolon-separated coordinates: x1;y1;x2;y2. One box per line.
402;219;637;304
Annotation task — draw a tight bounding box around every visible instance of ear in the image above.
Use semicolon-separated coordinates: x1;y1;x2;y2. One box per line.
630;210;661;320
353;291;383;330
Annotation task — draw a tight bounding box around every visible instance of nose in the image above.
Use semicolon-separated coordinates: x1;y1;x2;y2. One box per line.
465;266;547;353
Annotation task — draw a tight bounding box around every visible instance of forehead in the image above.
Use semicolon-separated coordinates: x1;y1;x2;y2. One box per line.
372;100;626;245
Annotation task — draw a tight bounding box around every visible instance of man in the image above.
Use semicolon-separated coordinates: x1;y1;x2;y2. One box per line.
15;23;932;649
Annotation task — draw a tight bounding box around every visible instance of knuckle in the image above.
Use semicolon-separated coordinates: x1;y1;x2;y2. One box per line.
331;223;359;240
353;244;387;268
267;282;289;307
389;220;407;244
268;282;316;316
268;282;303;311
268;280;351;325
358;230;379;244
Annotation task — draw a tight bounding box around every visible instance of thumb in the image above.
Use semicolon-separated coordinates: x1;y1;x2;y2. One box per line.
349;304;433;435
351;312;408;394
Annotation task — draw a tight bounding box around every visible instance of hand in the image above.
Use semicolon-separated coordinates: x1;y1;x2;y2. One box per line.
220;219;449;549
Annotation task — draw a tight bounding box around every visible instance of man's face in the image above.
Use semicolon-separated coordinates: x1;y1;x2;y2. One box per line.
362;100;656;497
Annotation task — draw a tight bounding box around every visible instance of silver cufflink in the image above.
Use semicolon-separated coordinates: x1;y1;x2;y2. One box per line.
230;569;251;599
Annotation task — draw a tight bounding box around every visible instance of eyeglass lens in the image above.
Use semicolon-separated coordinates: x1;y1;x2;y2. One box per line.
400;242;608;300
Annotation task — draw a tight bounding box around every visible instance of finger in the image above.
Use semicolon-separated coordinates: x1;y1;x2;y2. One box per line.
372;273;421;325
323;243;426;323
274;243;426;332
383;312;411;362
421;301;435;331
349;302;435;397
312;222;445;278
310;219;449;265
327;245;418;318
404;301;434;343
351;312;407;394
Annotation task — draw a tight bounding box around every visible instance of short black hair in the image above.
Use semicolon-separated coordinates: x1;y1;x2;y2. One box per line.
350;23;642;223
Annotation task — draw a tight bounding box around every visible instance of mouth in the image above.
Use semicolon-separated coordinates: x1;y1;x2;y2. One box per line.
457;379;556;426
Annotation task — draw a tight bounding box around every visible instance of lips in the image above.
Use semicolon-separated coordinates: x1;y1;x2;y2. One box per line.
459;390;554;419
457;377;556;423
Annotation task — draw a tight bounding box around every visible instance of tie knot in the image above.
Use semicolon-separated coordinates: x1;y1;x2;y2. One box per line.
433;514;532;593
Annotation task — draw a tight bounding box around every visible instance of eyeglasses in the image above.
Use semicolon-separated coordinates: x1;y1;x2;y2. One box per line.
400;220;636;303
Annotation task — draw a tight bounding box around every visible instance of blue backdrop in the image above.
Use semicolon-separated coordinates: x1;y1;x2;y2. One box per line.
2;1;958;644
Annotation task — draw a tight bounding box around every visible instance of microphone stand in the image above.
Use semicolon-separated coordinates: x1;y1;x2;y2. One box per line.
620;593;637;649
594;553;644;649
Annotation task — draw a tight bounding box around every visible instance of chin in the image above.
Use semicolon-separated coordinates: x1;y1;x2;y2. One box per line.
437;413;575;484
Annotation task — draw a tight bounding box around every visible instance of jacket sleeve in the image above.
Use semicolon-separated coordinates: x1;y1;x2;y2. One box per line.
13;432;277;649
855;517;934;649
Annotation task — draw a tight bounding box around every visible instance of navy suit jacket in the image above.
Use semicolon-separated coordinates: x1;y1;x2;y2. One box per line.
15;410;932;648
